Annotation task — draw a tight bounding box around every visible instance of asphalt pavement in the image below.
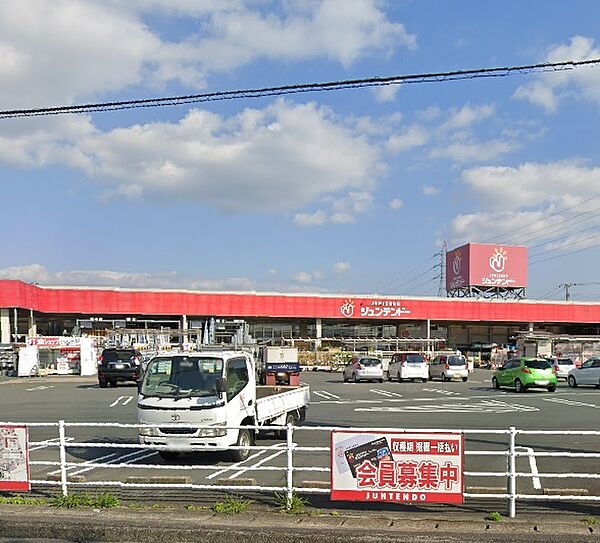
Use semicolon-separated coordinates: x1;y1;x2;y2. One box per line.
1;370;599;518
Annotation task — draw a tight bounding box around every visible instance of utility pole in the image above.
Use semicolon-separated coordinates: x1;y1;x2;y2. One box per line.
438;242;447;297
559;283;575;301
435;242;447;297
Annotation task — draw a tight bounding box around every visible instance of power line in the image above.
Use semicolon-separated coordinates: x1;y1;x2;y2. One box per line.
481;192;600;244
530;239;600;265
374;255;434;294
1;58;600;119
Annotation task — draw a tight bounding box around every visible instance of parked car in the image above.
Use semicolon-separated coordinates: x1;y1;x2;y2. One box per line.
387;352;428;382
545;357;576;380
567;358;600;388
429;354;468;382
97;348;143;388
343;356;384;383
492;357;557;393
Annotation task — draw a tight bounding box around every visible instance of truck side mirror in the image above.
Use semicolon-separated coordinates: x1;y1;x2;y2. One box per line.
216;377;227;394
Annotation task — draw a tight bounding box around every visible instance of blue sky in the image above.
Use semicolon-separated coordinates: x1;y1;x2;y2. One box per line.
1;0;599;301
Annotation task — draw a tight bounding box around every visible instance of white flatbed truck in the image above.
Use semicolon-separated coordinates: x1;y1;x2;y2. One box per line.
137;350;310;461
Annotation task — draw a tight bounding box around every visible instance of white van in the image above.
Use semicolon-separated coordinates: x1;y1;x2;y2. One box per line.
429;354;468;382
387;352;429;382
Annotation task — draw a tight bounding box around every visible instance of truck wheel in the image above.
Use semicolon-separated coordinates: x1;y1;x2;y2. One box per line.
159;451;180;461
278;412;298;440
231;428;253;462
462;377;468;382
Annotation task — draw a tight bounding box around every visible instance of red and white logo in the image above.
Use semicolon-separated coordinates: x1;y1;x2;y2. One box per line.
489;247;507;273
340;299;355;317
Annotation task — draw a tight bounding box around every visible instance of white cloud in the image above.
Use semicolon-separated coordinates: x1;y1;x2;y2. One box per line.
430;138;518;163
514;36;600;112
333;262;351;274
372;85;399;103
450;161;600;250
291;272;314;284
0;0;415;108
422;185;440;196
4;100;381;216
389;198;404;210
294;210;328;227
386;124;429;153
461;161;600;209
331;191;374;223
513;82;559;113
0;264;256;291
441;104;495;131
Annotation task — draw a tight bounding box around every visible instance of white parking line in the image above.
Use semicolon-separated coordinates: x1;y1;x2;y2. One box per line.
355;399;539;414
544;398;600;409
207;443;283;480
229;443;287;479
109;395;133;408
26;385;55;392
313;391;340;399
48;451;122;476
69;449;155;476
370;389;403;398
422;388;460;396
517;446;542;490
30;437;74;452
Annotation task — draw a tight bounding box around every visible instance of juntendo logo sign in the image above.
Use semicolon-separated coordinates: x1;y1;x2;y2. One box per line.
340;299;355;317
489;247;508;273
452;254;461;275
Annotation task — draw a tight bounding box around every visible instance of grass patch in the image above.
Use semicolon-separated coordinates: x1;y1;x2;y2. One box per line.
186;504;209;511
274;491;311;515
213;496;252;515
0;496;47;506
52;493;120;509
583;516;599;526
486;511;503;522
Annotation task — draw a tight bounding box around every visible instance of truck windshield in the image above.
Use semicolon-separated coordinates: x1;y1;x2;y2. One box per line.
141;356;224;398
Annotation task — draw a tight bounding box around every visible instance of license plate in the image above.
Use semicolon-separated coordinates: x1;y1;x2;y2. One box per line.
535;380;549;386
115;363;126;370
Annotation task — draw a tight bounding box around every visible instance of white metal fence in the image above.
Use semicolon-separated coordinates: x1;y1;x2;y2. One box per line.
5;420;600;518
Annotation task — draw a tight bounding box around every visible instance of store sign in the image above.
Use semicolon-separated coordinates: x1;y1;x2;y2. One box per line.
26;336;82;348
339;299;411;319
331;431;463;503
0;425;30;491
446;243;528;290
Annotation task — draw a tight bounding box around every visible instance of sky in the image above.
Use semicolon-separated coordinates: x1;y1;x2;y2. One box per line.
1;0;599;301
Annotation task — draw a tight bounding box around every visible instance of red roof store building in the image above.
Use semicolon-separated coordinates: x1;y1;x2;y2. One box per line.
1;279;599;347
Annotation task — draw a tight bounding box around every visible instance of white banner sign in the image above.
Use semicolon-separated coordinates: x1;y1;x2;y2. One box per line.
331;431;463;503
0;425;30;491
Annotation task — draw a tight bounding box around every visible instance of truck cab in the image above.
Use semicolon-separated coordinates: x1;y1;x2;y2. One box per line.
137;350;309;461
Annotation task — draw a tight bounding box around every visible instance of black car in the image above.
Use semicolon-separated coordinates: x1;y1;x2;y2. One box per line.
98;348;142;388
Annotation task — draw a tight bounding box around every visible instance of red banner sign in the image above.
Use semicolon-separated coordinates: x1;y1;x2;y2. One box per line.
446;243;528;290
331;431;463;504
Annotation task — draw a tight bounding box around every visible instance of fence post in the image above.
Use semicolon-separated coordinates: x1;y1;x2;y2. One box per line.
507;426;516;518
58;420;68;497
286;423;294;510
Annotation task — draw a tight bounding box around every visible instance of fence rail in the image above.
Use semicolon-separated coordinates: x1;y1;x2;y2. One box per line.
3;420;600;518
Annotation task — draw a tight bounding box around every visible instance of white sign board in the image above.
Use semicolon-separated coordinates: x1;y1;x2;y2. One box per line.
0;425;30;491
331;431;463;503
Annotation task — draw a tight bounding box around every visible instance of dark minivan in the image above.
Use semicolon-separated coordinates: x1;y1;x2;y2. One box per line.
98;348;143;388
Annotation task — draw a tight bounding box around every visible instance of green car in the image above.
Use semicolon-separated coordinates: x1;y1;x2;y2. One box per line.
492;357;557;393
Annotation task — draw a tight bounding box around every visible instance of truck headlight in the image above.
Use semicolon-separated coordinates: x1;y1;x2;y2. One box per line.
138;426;158;437
199;427;227;438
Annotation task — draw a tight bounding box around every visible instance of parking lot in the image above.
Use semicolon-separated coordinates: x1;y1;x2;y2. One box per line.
1;369;599;513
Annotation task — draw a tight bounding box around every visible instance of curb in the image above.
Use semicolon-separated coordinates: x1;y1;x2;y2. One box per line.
0;505;595;543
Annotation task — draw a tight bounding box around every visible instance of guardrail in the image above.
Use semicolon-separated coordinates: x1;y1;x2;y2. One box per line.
4;421;600;518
